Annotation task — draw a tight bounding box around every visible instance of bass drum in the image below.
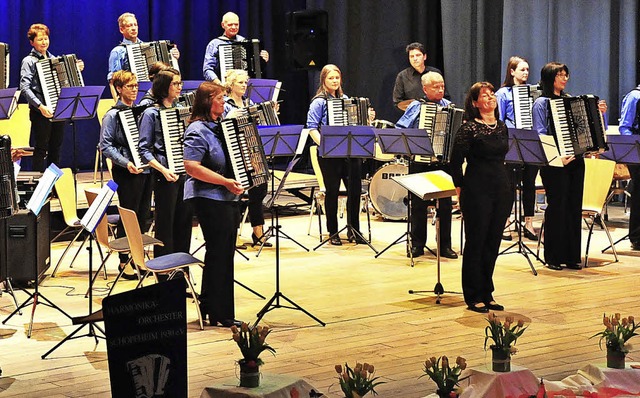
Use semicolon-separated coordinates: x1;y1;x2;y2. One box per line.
369;162;408;220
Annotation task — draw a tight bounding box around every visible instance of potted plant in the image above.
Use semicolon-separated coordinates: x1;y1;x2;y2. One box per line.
591;313;638;369
484;313;527;372
334;362;384;398
231;322;276;387
420;355;468;398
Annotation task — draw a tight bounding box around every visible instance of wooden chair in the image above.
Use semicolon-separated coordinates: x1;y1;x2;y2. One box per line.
118;205;205;329
93;98;117;183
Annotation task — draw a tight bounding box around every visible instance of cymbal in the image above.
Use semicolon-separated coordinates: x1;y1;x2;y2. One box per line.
397;99;414;111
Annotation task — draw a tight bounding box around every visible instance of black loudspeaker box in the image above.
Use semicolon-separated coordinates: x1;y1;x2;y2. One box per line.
286;10;328;70
0;201;50;287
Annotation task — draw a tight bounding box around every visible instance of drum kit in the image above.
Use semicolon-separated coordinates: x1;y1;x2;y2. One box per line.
369;120;408;221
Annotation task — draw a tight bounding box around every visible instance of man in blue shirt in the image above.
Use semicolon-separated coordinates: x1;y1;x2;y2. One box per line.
202;12;269;84
619;85;640;250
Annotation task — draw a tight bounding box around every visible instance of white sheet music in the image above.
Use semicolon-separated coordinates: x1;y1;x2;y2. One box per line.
392;170;456;200
26;163;63;216
539;134;564;167
81;180;117;233
297;129;310;155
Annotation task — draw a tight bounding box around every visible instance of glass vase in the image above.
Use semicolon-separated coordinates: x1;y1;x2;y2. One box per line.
491;347;511;372
239;362;260;388
606;347;625;369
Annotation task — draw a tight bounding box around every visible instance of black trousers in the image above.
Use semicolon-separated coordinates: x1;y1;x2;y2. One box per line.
318;157;362;234
193;198;240;322
539;159;584;265
111;165;153;263
409;162;453;250
506;164;539;218
246;182;267;228
628;165;640;245
153;172;193;257
29;108;65;172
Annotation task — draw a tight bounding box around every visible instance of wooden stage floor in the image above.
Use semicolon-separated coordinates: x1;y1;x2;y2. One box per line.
0;199;639;397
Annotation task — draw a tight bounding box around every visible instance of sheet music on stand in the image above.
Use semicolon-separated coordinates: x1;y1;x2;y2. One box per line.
539;134;563;167
600;134;640;164
258;125;306;158
391;170;456;200
247;79;282;103
26;163;63;216
81;180;118;233
0;87;20;119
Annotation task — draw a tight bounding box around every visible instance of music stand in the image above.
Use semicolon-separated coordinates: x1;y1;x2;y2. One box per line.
395;171;461;303
53;86;104;179
372;128;434;267
255;125;308;255
600;135;640;252
501;128;548;275
0;87;20;119
3;164;71;338
247;79;281;103
41;181;117;359
135;81;153;104
313;126;378;253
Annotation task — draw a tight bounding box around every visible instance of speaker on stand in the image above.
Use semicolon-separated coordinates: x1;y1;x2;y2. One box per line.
285;10;329;70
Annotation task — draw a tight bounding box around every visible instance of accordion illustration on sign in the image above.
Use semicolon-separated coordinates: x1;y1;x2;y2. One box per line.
127;354;171;398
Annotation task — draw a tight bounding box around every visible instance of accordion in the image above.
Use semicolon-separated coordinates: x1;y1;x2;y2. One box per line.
0;43;9;89
125;40;179;82
0;135;18;220
220;114;270;190
36;54;84;111
177;91;196;108
219;40;262;83
117;106;148;169
235;101;280;126
327;97;370;126
416;102;464;164
548;95;608;157
127;354;171;398
512;84;541;129
159;107;191;174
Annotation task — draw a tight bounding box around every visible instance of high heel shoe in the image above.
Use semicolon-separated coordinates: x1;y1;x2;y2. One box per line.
523;227;538;241
251;232;273;248
118;262;138;280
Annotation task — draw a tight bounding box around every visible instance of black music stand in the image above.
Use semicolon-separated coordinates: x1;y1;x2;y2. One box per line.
253;156;324;327
396;171;461;303
255;125;308;255
247;79;281;103
41;181;116;359
372;128;433;267
3;164;71;338
600;135;640;252
53;86;104;178
0;87;20;119
501;128;547;275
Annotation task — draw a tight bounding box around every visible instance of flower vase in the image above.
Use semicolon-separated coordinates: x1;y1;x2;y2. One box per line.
239;362;260;388
606;348;625;369
491;347;511;372
436;390;456;398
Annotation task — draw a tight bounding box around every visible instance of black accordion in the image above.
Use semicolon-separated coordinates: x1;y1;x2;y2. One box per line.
512;84;541;129
0;135;18;220
416;102;464;164
548;95;608;157
36;54;84;111
0;43;9;89
236;101;280;126
220;115;270;190
125;40;179;82
159;107;191;174
327;97;370;126
219;40;262;83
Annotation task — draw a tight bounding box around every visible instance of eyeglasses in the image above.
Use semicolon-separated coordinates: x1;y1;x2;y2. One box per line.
124;84;139;89
171;81;184;87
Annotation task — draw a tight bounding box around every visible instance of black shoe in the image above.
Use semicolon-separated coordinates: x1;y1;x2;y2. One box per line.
546;263;563;271
485;301;505;311
523;228;538;241
467;302;489;313
565;263;582;270
632;242;640;251
502;233;512;241
251;232;273;248
408;246;424;258
118;263;138;280
347;231;367;244
440;247;458;259
330;236;342;246
220;319;243;327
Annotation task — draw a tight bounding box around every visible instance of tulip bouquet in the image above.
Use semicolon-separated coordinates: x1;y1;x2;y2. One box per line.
230;322;276;366
591;313;639;353
334;362;384;398
420;355;468;397
484;313;528;354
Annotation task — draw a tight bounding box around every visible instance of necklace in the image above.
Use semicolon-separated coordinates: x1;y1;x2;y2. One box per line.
476;118;497;130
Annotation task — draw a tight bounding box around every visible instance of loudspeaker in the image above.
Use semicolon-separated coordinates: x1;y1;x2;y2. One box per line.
0;201;50;287
286;10;328;70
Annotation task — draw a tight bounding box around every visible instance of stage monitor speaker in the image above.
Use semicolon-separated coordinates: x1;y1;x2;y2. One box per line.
286;10;328;70
0;201;50;287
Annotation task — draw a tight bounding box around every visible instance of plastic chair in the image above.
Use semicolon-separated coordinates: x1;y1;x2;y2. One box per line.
582;157;619;267
307;145;371;241
118;205;205;330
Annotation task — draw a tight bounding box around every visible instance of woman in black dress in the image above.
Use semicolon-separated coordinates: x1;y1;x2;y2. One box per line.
450;82;513;313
